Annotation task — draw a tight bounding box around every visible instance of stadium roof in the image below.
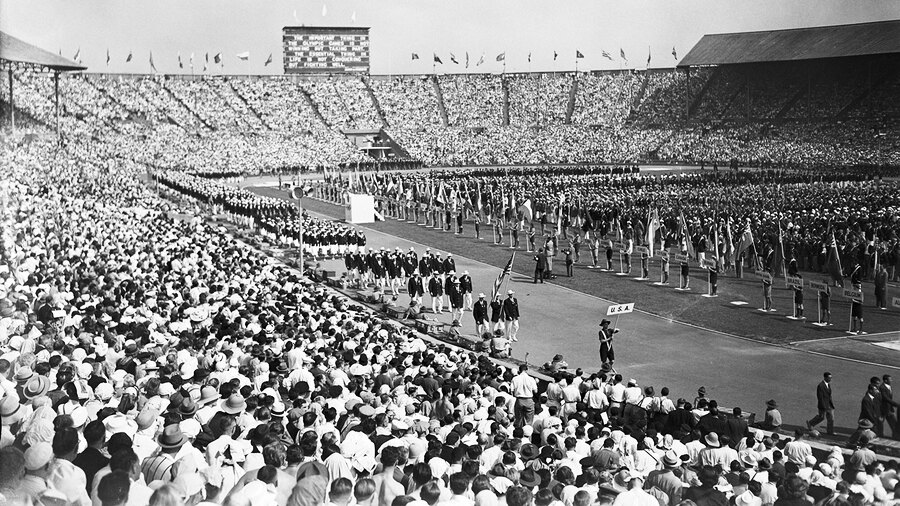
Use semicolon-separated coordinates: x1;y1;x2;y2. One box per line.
678;20;900;67
0;31;86;71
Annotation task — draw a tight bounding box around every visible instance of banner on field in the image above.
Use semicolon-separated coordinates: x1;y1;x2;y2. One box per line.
606;303;635;316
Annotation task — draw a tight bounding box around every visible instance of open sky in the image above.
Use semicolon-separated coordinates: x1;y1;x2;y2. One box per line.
1;0;897;75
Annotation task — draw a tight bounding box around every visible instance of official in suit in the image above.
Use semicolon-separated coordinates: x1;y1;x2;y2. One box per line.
490;295;504;334
502;290;520;342
534;248;549;283
807;372;835;435
428;274;444;314
881;374;899;439
407;272;425;305
473;293;489;337
459;271;474;310
859;382;884;436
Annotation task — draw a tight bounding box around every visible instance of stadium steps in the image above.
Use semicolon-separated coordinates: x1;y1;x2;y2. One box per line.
430;76;450;127
501;76;510;126
160;83;215;131
300;87;331;129
81;77;134;122
361;76;389;128
628;71;651;119
772;88;807;121
223;79;272;131
0;99;51;132
565;76;577;124
835;68;898;119
687;67;720;118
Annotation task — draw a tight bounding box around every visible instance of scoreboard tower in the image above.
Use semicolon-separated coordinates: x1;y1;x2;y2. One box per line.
282;26;370;74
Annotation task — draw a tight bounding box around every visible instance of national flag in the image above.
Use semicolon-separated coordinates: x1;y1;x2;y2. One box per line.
647;46;651;66
106;49;110;66
490;252;515;301
450;53;458;64
433;54;443;64
264;53;273;66
527;52;531;63
73;48;80;61
435;181;446;205
321;4;327;16
293;9;299;22
476;53;484;66
712;223;721;264
214;53;221;64
475;181;483;215
620;48;627;61
236;51;250;61
178;52;183;69
601;50;613;61
724;220;735;266
518;198;533;223
496;52;505;62
465;52;469;68
556;193;565;236
190;52;194;68
351;11;357;23
411;53;420;60
205;52;209;64
647;208;660;257
126;51;133;63
826;232;843;286
679;212;695;258
576;50;584;59
770;221;785;278
735;221;755;263
149;51;157;72
672;46;678;60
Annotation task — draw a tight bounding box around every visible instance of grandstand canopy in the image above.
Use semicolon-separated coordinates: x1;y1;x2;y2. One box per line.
0;31;86;71
678;20;900;67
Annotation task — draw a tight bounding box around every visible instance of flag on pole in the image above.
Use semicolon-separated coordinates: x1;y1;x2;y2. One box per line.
321;4;327;16
214;53;221;64
602;50;613;61
647;46;651;66
178;52;183;68
106;49;110;66
672;46;678;60
620;48;628;61
576;50;584;59
725;220;735;266
73;48;80;60
236;51;250;61
496;52;505;62
351;11;356;23
450;53;458;64
553;51;558;61
435;181;446;205
190;52;194;69
476;53;484;66
411;53;419;60
491;252;516;301
149;51;157;72
433;54;443;64
679;212;695;258
647;208;660;257
712;223;721;263
826;232;843;286
735;222;754;259
465;52;469;68
527;52;531;63
264;53;273;66
771;221;785;278
205;52;209;64
126;51;133;63
556;194;565;236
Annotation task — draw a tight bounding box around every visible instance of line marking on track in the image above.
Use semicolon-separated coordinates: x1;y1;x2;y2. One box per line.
281;194;900;370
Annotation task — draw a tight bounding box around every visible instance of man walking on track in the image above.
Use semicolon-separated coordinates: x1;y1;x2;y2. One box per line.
534;247;549;283
473;293;489;337
502;290;520;341
598;319;619;367
511;364;537;428
807;372;835;435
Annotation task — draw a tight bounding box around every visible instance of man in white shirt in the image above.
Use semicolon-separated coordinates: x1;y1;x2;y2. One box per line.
510;365;538;428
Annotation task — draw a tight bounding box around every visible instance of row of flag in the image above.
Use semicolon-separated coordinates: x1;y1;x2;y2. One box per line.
415;47;679;66
66;49;274;70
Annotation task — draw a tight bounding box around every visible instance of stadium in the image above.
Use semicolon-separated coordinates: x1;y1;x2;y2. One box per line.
0;1;899;505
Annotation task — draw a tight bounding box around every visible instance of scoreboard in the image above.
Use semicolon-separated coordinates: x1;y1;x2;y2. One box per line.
282;26;370;74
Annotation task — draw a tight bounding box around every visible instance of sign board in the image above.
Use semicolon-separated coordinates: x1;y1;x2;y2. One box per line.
755;271;772;281
701;258;717;269
636;246;650;255
841;288;863;302
606;303;635;316
657;250;670;260
893;297;900;309
674;253;689;263
807;281;829;291
613;242;625;251
785;276;803;288
283;26;370;74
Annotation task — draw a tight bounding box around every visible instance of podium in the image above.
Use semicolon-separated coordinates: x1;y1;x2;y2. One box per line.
345;193;376;224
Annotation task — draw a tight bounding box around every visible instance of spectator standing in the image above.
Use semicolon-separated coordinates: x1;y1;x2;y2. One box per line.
511;365;538;428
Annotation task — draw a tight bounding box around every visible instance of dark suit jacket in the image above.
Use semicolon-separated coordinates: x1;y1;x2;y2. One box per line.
817;381;835;410
725;417;750;446
880;384;899;415
859;394;882;423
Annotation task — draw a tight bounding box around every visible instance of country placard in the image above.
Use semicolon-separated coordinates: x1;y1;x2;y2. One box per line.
807;281;829;291
636;246;650;255
841;288;863;301
674;253;689;262
606;303;635;316
785;276;803;288
701;258;717;269
613;242;625;251
893;297;900;309
755;270;772;281
657;250;670;260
